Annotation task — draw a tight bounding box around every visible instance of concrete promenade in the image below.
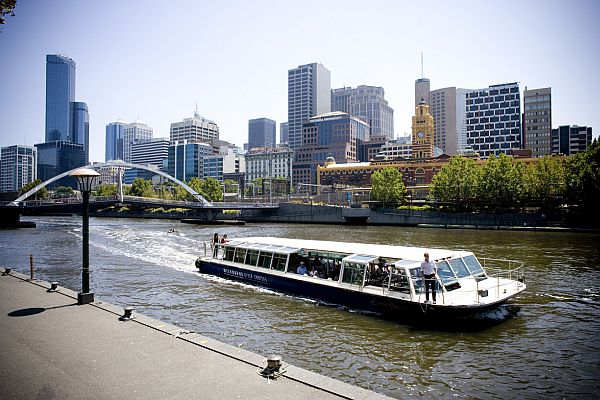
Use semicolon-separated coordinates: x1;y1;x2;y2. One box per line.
0;269;392;400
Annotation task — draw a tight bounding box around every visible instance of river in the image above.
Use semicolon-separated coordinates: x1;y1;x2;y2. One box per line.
1;216;599;399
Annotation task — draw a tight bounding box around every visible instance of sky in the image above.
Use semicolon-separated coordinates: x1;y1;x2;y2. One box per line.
1;0;599;163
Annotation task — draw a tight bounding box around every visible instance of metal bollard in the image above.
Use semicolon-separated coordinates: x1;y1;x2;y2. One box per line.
47;282;59;292
30;255;34;280
119;307;134;321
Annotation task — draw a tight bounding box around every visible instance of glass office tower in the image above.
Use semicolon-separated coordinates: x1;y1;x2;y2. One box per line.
71;101;89;163
35;141;86;189
105;122;126;161
248;118;276;149
45;55;76;142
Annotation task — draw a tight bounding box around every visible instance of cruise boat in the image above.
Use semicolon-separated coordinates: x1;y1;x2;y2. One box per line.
195;237;526;319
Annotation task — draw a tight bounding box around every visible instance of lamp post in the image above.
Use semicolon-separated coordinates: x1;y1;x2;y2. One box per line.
70;168;100;305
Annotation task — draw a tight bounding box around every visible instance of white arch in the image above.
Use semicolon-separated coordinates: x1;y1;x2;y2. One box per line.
10;161;212;206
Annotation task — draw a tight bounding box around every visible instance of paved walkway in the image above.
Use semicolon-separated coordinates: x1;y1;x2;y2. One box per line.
0;269;392;400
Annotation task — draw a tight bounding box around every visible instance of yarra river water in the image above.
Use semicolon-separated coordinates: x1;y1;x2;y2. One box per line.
2;216;599;399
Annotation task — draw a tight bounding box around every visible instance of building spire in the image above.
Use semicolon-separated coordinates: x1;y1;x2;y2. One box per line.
194;103;199;118
421;51;424;79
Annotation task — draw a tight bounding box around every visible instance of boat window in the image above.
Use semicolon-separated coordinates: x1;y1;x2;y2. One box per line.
245;249;259;266
389;267;411;294
449;258;470;278
224;246;235;262
257;252;273;269
463;255;486;277
234;248;247;264
272;253;287;271
410;268;425;294
341;262;365;286
435;260;457;285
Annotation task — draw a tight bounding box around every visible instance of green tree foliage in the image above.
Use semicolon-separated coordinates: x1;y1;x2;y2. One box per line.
371;167;407;206
478;154;525;210
430;156;480;210
223;179;236;193
53;186;74;199
566;139;600;211
201;178;223;201
94;184;117;197
522;156;566;210
18;179;49;200
0;0;17;26
129;178;156;198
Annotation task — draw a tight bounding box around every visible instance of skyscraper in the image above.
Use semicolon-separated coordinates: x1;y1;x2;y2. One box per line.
167;141;214;182
45;55;76;142
287;63;331;150
415;78;430;106
35;141;85;189
465;82;522;158
123;122;153;162
71;101;89;163
523;87;552;157
280;122;289;144
169;110;219;145
124;138;169;183
105;121;126;161
248;118;276;149
331;85;394;139
0;145;37;192
429;87;472;155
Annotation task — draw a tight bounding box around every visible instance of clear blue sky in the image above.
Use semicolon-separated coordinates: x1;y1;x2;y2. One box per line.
1;0;599;162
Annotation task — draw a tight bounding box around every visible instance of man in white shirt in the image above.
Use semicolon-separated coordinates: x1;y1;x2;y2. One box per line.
421;252;437;304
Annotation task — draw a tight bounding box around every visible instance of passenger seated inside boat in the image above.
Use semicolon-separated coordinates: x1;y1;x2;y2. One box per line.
297;262;308;275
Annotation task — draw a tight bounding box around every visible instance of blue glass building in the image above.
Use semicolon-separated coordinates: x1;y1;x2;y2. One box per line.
71;102;89;163
248;118;276;149
35;141;86;189
45;55;76;142
167;142;213;182
105;122;125;161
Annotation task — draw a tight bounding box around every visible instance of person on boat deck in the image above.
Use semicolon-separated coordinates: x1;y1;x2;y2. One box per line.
421;252;437;304
220;234;229;244
211;233;219;248
297;261;308;275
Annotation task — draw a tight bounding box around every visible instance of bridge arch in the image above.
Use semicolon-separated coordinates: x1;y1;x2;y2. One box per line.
11;161;212;206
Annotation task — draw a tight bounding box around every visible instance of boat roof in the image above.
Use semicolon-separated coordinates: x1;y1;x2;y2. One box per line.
232;237;473;263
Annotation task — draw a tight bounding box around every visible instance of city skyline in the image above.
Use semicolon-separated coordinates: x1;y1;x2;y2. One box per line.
1;0;599;163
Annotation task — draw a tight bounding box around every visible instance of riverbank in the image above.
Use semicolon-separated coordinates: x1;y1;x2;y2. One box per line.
0;267;391;400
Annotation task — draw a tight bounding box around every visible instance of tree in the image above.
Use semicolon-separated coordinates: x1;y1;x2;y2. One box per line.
522;156;566;210
53;186;74;199
129;178;156;198
430;156;480;210
201;178;223;201
477;154;525;210
18;179;49;200
370;168;407;207
94;184;117;197
223;179;237;194
0;0;16;27
566;139;600;211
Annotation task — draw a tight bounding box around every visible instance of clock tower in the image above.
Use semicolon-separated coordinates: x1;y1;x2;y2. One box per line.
411;100;434;159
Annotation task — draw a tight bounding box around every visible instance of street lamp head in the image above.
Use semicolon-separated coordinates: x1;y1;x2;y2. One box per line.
70;168;100;193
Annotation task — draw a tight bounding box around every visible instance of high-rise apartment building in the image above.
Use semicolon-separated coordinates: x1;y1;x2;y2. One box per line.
465;82;522;159
287;63;331;150
248;118;276;149
415;78;430;106
45;55;76;142
293;111;369;186
170;110;219;145
123;122;153;163
0;145;37;192
280;122;289;144
71;101;89;163
523;87;552;157
552;125;592;155
105;121;126;161
331;85;394;139
429;87;471;155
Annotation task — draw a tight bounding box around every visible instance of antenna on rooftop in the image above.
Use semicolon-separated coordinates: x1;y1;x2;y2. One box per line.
421;52;424;79
194;103;199;118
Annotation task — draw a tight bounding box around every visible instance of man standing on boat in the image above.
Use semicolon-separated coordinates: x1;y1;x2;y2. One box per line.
421;253;437;304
